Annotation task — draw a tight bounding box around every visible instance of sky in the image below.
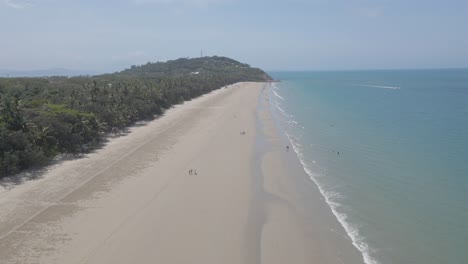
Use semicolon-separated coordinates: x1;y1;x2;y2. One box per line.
1;0;468;72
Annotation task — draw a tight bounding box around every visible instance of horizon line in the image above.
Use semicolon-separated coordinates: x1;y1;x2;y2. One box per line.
265;67;468;72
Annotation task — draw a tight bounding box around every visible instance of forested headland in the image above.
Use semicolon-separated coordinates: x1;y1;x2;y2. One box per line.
0;56;272;178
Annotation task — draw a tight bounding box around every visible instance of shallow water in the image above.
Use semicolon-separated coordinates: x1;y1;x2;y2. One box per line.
268;70;468;264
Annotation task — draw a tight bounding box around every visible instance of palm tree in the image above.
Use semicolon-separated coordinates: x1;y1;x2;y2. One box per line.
34;125;56;156
0;97;25;131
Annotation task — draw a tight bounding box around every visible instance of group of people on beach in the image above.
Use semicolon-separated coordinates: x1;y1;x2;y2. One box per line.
188;169;197;175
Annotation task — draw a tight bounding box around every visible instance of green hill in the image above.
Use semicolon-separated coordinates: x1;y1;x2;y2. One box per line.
118;56;271;81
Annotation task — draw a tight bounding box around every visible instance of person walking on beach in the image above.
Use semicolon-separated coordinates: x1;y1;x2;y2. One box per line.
286;145;289;152
194;170;197;175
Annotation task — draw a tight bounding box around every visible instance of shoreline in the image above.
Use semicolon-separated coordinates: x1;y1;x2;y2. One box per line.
255;84;365;264
266;81;379;264
0;82;363;264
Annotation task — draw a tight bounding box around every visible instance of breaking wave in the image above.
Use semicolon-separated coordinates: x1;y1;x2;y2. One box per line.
354;84;400;90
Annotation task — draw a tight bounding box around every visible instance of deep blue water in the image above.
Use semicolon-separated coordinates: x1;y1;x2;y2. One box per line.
268;70;468;264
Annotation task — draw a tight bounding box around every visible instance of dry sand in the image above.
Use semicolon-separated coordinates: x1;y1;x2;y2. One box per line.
0;82;364;264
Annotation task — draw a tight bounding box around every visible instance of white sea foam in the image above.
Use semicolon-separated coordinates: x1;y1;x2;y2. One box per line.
274;104;292;118
289;120;305;130
284;130;380;264
272;90;285;101
355;84;400;90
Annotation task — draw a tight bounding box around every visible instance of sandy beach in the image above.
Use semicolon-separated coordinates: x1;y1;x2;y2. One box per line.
0;82;364;264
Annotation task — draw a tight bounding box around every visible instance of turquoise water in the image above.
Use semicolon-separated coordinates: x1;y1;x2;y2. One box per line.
268;70;468;264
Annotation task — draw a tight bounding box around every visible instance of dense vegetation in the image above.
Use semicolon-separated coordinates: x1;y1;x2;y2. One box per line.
0;56;271;178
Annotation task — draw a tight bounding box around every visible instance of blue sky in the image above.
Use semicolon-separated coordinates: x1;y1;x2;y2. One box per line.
1;0;468;72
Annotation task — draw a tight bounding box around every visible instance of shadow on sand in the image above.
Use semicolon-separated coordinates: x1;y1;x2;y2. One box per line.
0;113;168;190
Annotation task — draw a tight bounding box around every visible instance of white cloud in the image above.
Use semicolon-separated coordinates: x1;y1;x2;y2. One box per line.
4;0;34;9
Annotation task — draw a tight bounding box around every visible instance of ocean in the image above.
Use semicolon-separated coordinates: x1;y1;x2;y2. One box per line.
267;70;468;264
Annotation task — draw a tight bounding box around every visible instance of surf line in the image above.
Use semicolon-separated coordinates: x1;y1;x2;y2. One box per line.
353;84;400;90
